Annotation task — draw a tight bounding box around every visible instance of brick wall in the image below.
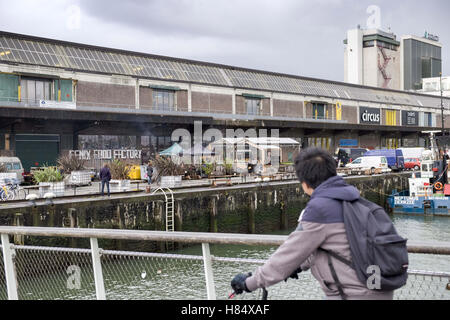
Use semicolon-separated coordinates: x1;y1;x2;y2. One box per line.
273;100;303;118
77;81;135;108
192;91;232;113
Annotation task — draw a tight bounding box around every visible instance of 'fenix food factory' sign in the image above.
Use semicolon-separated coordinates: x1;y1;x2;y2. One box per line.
69;149;142;160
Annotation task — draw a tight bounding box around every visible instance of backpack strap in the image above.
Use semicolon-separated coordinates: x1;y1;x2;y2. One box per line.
318;248;353;268
318;248;352;300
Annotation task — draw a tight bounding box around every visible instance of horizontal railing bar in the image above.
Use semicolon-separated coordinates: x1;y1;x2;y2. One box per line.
6;243;450;278
0;226;287;246
1;226;450;255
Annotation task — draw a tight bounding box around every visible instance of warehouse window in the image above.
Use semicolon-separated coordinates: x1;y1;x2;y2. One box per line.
423;112;432;127
152;89;175;111
20;78;52;103
245;98;261;115
312;103;325;119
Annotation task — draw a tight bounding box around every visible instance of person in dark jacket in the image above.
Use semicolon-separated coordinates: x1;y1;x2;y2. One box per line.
231;147;394;300
99;163;111;197
146;161;153;185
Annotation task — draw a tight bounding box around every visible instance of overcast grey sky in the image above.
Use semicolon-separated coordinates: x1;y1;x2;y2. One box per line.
0;0;448;82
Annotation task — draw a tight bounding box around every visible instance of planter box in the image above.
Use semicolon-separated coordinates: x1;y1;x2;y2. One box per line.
110;179;131;192
67;171;92;186
39;182;65;197
160;175;182;188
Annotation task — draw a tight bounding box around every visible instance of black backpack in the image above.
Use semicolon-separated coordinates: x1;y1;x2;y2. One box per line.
319;197;409;299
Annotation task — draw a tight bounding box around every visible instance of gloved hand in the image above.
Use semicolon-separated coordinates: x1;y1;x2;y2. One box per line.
231;272;252;294
284;267;302;282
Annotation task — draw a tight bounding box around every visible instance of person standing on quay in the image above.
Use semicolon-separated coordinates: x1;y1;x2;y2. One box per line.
147;161;153;186
99;162;111;197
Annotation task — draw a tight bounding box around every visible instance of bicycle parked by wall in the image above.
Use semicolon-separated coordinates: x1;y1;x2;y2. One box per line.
0;178;28;201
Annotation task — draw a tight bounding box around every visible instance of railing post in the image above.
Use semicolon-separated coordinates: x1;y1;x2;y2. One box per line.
90;237;106;300
1;234;18;300
202;243;216;300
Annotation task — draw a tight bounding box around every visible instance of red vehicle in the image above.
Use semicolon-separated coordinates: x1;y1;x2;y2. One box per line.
404;158;421;171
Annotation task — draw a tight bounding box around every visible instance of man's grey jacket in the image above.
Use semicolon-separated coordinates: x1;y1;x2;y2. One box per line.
245;175;394;300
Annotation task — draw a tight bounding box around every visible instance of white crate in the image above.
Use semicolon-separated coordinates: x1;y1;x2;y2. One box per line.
68;171;91;185
39;182;65;197
160;175;182;188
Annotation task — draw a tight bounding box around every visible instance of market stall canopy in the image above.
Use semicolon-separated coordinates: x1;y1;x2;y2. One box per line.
159;143;184;156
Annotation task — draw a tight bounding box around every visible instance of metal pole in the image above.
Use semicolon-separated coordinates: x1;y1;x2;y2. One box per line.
201;243;216;300
90;237;106;300
1;234;18;300
441;72;444;136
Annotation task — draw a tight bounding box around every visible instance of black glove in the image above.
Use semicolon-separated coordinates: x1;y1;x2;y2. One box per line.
284;267;302;282
231;272;252;294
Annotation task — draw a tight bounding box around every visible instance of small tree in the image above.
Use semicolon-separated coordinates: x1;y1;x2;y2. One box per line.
109;159;131;180
57;154;87;174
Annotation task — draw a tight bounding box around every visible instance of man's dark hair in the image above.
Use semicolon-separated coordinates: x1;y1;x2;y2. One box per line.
294;147;337;189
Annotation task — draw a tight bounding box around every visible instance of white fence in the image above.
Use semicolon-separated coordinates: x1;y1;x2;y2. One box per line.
0;227;449;300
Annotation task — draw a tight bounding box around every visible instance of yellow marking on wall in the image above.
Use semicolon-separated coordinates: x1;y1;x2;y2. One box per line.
336;102;342;120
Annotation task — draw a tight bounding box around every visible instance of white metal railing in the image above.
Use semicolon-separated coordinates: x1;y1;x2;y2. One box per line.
0;226;449;300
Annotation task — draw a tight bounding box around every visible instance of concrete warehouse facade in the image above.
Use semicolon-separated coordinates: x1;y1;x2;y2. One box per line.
1;31;450;170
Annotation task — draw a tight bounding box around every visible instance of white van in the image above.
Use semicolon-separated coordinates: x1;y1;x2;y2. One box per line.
398;147;426;160
0;157;24;183
345;156;389;174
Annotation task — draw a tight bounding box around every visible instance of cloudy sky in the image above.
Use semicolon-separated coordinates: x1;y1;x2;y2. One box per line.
0;0;448;82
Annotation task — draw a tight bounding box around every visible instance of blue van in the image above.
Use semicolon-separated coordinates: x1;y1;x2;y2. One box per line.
363;149;404;171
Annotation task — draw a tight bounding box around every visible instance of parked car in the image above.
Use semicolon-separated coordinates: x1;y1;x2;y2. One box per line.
345;156;389;174
335;148;369;167
363;149;404;171
0;156;25;183
404;158;421;171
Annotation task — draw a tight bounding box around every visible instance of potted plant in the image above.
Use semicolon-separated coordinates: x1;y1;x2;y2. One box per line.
152;156;184;187
224;158;234;175
57;154;91;186
109;159;131;192
33;166;65;197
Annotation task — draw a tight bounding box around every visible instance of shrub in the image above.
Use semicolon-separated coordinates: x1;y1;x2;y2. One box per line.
0;163;6;173
33;167;64;183
151;156;184;182
224;158;234;175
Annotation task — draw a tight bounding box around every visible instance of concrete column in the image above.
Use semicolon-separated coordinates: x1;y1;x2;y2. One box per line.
232;89;236;115
188;83;192;112
270;93;274;116
135;79;140;109
4;133;10;150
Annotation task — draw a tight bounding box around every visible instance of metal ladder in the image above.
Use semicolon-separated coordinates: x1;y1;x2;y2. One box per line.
151;187;175;232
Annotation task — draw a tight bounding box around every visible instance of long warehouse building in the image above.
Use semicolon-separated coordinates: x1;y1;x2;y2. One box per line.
0;31;450;170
